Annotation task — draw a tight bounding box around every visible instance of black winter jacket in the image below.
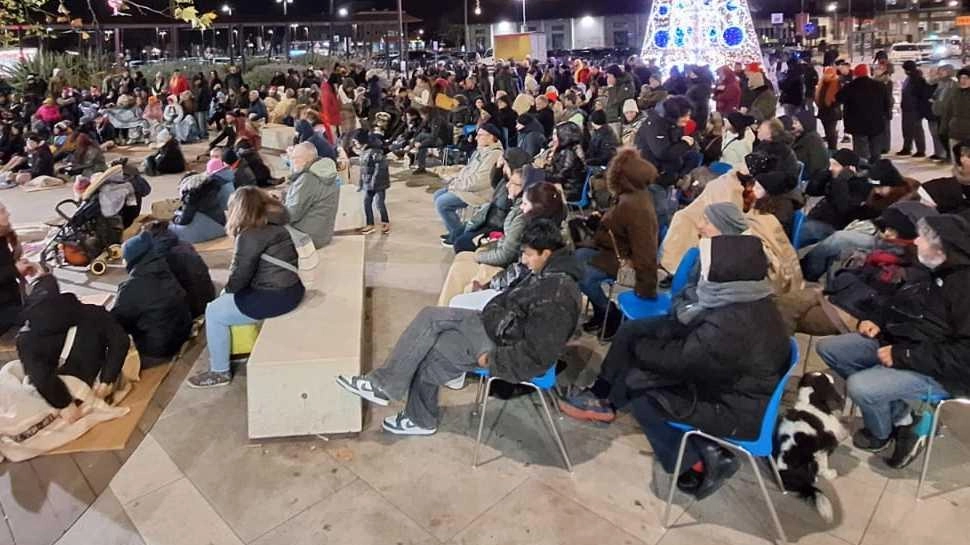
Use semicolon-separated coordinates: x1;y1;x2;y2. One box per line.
837;76;892;137
481;249;582;382
807;170;877;230
17;286;129;409
586;125;619;167
900;71;934;117
544;122;586;201
0;237;20;311
174;174;227;227
636;106;690;186
517;118;547;158
225;208;300;294
152;228;215;318
111;249;192;361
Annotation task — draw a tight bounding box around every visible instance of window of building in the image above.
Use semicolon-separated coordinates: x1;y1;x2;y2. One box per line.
614;31;630;46
552;33;565;49
551;24;564;31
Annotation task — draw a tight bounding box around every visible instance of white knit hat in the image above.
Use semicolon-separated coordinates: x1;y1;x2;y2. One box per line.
622;99;639;114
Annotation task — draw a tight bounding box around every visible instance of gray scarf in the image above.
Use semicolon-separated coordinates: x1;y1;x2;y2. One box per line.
696;278;774;310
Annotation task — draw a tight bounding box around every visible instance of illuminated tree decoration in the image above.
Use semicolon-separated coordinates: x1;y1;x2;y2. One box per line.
640;0;764;75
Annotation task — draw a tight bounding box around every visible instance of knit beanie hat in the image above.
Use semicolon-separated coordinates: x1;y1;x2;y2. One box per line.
700;235;768;283
206;158;227;175
922;214;970;261
873;202;937;240
122;231;153;272
959;67;970;79
853;64;870;78
833;148;861;168
589;110;607;126
605;64;624;78
866;159;904;187
221;148;239;165
920;178;966;213
479;123;503;143
622;99;639;114
503;147;532;171
726;111;756;133
704;202;749;235
516;113;534;127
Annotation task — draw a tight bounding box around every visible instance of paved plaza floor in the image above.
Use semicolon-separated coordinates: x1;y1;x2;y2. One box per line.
0;120;968;545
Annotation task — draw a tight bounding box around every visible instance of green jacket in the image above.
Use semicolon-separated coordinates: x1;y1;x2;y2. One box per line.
285;157;339;248
476;196;525;268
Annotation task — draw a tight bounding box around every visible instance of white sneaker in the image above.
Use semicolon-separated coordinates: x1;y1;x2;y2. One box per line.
444;374;466;390
382;412;437;435
335;375;390;406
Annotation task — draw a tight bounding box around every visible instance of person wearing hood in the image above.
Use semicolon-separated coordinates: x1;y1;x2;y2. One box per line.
619;99;646;147
783;111;829;186
685;66;714;128
742;120;803;234
284;142;340;248
111;232;192;366
818;215;970;467
577;149;660;339
952;142;970;199
779;59;806;117
169;168;235;244
918;177;970;219
141;128;185;177
714;66;741;115
16;275;130;420
222;147;257;189
352;130;391;235
543;121;586;201
293;118;336;161
574;235;789;498
898;60;933;158
603;65;636;131
815;66;842;151
337;219;582;436
515;113;547;158
636;95;698;187
435;124;504;245
586;110;619;167
188;187;304;388
139;220;215;319
837;64;892;163
721;111;756;170
801;158;914;280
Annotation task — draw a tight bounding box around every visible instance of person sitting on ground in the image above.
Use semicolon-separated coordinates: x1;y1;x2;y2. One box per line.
142;220;215;318
221;147;257;189
336;219;581;436
918;177;970;218
515;113;547;158
188;187;305;388
269;87;298;125
0;133;54;189
293;118;336;161
801;158;916;280
435;125;504;246
352;130;391;235
817;215;970;468
142;129;185;177
246;90;267;123
111;231;193;366
58;133;107;178
561;202;752;423
949;142;970;199
543;121;586;201
586;110;619;167
234;139;274;187
169;169;234;244
783;110;829;186
0;123;25;166
577;148;659;339
0;202;33;335
285;141;340;248
16;275;130;422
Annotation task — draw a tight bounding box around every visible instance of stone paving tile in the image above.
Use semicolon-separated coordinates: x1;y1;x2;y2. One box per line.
108;435;182;506
55;490;144;545
861;481;970;545
123;479;243;545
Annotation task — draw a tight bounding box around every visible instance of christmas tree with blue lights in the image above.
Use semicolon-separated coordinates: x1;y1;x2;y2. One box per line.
641;0;763;75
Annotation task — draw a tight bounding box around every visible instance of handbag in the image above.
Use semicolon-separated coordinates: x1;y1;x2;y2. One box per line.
608;229;637;289
259;225;318;288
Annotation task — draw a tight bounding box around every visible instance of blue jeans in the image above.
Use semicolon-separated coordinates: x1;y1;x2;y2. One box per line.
205;293;258;373
816;333;949;440
364;189;389;225
169;214;226;244
434;188;469;242
800;230;876;281
798;218;837;247
452;226;490;253
575;247;613;313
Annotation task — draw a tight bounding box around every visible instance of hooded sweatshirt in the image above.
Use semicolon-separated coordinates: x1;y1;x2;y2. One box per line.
286;157;340;248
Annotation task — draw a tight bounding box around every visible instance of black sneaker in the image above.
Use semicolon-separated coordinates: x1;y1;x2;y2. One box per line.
912;151;926;158
885;415;929;469
927;155;945;162
896;149;912;156
852;428;893;452
412;167;428;175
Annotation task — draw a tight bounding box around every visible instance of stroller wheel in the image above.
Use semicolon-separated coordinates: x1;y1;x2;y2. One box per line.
89;260;108;275
107;244;123;261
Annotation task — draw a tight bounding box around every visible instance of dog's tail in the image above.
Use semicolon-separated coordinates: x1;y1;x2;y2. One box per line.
779;463;836;523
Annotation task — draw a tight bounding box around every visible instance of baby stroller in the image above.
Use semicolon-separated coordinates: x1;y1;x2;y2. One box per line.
40;158;149;275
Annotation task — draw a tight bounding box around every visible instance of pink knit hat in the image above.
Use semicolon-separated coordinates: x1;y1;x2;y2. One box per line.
206;158;227;175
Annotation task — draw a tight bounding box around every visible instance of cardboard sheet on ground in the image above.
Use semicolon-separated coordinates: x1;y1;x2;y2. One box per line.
46;362;171;454
21;177;67;192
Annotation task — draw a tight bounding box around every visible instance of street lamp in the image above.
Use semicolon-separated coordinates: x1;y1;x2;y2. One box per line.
276;0;293;15
338;7;349;16
827;2;839;43
221;4;232;15
520;0;528;32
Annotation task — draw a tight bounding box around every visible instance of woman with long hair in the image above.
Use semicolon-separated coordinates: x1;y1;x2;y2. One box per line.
187;187;304;388
816;67;842;150
0;202;34;335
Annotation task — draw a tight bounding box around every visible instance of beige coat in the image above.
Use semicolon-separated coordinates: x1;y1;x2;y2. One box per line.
661;172;744;271
449;142;503;207
744;212;805;295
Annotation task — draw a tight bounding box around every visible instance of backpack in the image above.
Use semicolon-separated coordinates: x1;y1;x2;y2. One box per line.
259;226;319;288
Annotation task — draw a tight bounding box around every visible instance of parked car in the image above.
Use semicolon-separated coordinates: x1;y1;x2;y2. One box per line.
888;42;934;64
923;36;963;59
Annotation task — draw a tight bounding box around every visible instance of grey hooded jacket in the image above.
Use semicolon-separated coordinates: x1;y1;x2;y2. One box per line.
285;157;340;248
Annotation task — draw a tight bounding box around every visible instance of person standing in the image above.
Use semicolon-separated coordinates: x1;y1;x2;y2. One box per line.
836;64;891;164
816;67;842;151
940;67;970;155
898;60;933;158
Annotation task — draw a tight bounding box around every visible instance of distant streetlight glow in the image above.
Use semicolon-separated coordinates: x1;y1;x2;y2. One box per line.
581;15;594;26
497;20;511;32
474;6;482;15
827;2;838;11
221;4;232;15
338;7;349;16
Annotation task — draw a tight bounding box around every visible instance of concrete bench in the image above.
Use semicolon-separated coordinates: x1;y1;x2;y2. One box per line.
246;235;365;439
261;124;295;152
333;182;364;232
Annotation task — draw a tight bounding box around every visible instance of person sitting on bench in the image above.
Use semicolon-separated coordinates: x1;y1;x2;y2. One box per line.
336;219;581;436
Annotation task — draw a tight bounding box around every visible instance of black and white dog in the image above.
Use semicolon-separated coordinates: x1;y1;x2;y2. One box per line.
774;372;848;523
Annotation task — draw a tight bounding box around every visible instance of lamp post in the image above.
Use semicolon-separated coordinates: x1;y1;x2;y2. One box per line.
221;4;232;15
277;0;293;59
338;8;349;56
520;0;527;32
827;2;838;44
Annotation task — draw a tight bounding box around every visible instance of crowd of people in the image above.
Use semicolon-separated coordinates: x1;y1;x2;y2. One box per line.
1;49;969;513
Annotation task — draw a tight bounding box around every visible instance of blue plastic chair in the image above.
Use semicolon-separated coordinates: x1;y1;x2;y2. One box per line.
567;167;599;211
796;160;807;192
708;161;733;176
790;209;806;250
471;364;572;472
615;247;700;321
661;337;800;544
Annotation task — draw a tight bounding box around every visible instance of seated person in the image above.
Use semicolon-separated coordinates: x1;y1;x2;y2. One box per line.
223;147;257;189
720;112;756;170
58;133;107;177
783;111;829;187
246;90;268;123
336;220;582;436
142;129;186;177
568;235;789;499
16;275;130;422
635;95;701;187
516;114;547;158
0;133;54;189
740;135;803;235
111;232;193;366
0;123;26;166
542;121;586;202
285;142;340;248
411;106;453;175
801;159;916;280
0;202;33;335
586;110;619;167
294;118;336;161
235;139;274;187
437;174;559;306
169;171;233;244
143;220;216;318
435;125;504;245
449;148;529;253
187;187;305;388
953;142;970;200
817;215;970;468
577;149;659;339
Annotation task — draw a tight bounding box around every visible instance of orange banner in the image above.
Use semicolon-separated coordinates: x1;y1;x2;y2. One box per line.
956;15;970;27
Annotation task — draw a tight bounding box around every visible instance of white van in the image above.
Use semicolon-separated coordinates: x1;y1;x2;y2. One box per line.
923;36;963;60
889;42;934;64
